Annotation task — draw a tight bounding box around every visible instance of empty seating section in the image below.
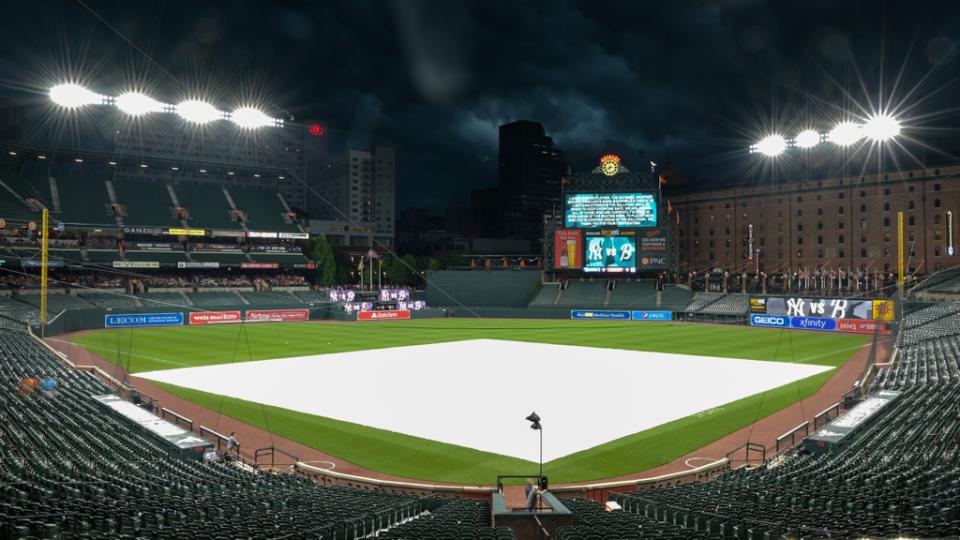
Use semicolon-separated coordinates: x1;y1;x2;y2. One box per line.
685;292;724;312
0;330;429;539
873;336;960;389
607;280;657;308
911;268;960;298
697;293;749;315
661;285;693;311
191;252;250;264
173;183;237;230
50;177;112;226
15;294;93;317
84;250;120;263
229;187;299;232
0;170;43;222
529;284;560;306
556;280;607;307
113;181;179;227
0;297;40;327
425;271;540;307
241;291;299;306
379;498;514;540
77;293;139;309
125;250;188;263
187;291;244;308
139;292;192;308
293;290;331;305
557;497;687;539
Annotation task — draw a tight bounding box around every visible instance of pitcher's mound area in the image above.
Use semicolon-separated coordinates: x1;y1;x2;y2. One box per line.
135;339;831;462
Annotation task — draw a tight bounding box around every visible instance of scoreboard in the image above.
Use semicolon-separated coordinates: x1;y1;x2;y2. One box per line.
565;193;657;229
584;231;636;273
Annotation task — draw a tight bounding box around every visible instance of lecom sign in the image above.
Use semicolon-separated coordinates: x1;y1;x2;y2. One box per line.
245;309;310;323
357;310;411;321
189;311;242;325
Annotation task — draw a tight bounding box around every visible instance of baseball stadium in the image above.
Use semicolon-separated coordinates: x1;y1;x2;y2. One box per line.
2;4;960;539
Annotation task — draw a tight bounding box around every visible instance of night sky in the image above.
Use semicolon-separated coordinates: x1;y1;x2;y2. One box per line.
2;0;960;211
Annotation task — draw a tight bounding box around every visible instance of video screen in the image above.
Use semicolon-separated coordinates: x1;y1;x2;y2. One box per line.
584;234;637;273
329;289;356;302
379;288;411;301
565;192;657;228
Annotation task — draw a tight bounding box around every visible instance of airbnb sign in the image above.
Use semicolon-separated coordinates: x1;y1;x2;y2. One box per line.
245;309;309;323
356;310;411;321
189;311;242;325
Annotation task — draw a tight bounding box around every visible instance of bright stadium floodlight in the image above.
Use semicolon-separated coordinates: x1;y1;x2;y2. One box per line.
828;121;864;146
231;107;273;129
755;134;787;157
115;92;164;116
795;129;821;149
49;84;104;109
175;99;221;124
863;113;901;142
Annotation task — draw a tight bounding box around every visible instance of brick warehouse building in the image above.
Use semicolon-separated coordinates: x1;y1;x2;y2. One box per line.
670;164;960;277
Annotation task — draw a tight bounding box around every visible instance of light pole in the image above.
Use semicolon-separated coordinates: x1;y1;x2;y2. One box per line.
526;411;543;483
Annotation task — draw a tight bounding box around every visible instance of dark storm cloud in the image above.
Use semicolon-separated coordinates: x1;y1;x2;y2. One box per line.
3;0;960;210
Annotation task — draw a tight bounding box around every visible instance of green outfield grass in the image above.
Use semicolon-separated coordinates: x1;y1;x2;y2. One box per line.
71;319;868;484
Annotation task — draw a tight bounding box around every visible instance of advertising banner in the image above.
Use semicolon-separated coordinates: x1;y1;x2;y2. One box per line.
872;300;895;321
188;311;242;325
245;309;309;323
749;298;767;313
789;316;837;331
631;310;672;321
112;261;159;269
165;228;206;236
570;310;631;320
278;232;310;239
636;229;669;270
357;310;411;321
554;229;583;270
177;261;220;269
764;297;878;320
837;319;892;335
105;312;183;328
750;314;790;328
240;262;280;269
245;231;278;238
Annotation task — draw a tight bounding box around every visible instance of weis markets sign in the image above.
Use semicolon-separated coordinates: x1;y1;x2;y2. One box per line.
189;311;242;325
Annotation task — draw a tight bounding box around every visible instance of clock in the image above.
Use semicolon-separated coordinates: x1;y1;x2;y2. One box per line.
599;154;621;176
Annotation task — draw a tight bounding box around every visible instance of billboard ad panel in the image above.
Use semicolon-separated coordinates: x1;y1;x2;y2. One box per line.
789;316;837;331
872;300;895;321
570;310;631;320
245;309;310;323
565;192;657;228
837;319;892;335
357;310;411;321
584;231;636;273
553;229;583;270
750;314;790;328
189;311;242;325
631;310;672;321
105;312;184;328
764;297;878;320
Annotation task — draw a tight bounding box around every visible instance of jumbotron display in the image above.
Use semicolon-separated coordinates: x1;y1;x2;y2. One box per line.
565;192;657;229
584;232;637;273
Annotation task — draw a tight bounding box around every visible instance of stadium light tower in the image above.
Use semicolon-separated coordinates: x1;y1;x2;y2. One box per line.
827;121;864;146
49;84;105;108
115;92;165;116
794;129;821;149
754;134;787;157
176;100;222;124
863;113;901;142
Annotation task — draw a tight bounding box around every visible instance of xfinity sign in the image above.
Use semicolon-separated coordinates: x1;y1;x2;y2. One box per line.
750;314;789;328
790;316;837;331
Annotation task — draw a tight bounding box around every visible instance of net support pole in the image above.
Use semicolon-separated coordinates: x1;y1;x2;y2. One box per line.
897;211;904;299
40;208;49;337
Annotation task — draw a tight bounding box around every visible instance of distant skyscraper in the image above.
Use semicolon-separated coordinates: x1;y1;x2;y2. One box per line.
497;120;567;243
309;145;396;247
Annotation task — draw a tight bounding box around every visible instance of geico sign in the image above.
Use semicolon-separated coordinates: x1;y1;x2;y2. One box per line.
751;314;788;327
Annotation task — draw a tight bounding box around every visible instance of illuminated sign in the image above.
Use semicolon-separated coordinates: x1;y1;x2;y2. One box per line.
165;228;206;237
584;232;636;273
599;154;621;176
554;229;583;270
565;193;657;228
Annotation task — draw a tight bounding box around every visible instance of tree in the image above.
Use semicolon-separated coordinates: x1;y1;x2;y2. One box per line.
307;234;337;286
383;254;418;286
333;248;355;285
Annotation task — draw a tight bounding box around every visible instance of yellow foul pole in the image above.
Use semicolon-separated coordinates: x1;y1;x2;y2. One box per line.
40;208;49;336
897;211;904;299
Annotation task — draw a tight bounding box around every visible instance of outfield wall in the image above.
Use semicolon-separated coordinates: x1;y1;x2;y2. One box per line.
425;270;541;307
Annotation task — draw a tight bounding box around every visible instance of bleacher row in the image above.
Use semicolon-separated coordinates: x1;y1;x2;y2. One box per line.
0;330;515;539
530;281;755;315
0;246;309;267
0;171;299;232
